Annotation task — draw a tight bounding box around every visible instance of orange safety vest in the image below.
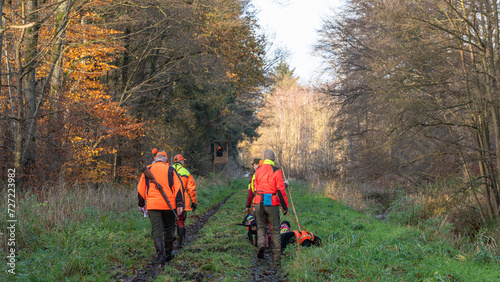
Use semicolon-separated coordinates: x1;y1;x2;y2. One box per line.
293;230;315;245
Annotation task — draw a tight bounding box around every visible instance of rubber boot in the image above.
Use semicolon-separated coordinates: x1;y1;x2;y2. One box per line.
164;231;175;263
176;227;186;249
164;237;174;262
257;245;266;259
153;238;165;264
165;250;175;262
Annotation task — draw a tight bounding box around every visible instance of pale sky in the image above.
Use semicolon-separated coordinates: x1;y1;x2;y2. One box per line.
250;0;345;85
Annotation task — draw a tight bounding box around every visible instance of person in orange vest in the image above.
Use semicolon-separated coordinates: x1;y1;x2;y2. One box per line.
244;159;262;246
216;146;223;157
172;154;198;249
245;159;263;214
253;149;289;263
279;221;322;251
137;150;184;264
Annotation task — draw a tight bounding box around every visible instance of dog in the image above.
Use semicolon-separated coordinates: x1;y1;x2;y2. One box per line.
238;213;275;247
240;213;258;246
280;221;322;251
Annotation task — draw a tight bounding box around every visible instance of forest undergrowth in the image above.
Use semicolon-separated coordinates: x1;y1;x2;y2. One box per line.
319;177;500;262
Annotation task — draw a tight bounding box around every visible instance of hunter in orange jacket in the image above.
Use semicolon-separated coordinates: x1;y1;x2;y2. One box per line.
137;150;184;264
137;162;184;211
172;154;197;248
253;160;289;210
172;154;197;211
246;159;263;211
253;149;289;263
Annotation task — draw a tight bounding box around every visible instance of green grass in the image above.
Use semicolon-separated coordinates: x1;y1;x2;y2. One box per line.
160;179;500;281
0;175;241;281
158;178;256;281
3;178;499;281
2;208;152;281
282;182;500;281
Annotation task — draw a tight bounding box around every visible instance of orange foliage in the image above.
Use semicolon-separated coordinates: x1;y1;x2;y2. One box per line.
15;2;143;183
58;11;142;182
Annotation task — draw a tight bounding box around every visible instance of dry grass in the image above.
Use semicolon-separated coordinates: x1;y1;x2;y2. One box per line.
1;181;136;250
315;177;499;259
29;182;136;226
197;173;229;188
312;179;373;212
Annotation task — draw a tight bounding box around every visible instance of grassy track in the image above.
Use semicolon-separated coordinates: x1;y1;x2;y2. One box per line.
160;180;500;281
2;178;498;281
281;183;500;281
0;177;241;281
159;179;257;281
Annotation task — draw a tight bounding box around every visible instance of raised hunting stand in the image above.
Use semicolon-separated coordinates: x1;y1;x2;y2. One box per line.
213;140;229;176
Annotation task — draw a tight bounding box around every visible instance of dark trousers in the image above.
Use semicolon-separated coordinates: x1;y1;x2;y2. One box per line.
255;204;281;259
149;210;176;253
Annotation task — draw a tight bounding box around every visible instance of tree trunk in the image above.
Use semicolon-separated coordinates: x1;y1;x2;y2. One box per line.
20;0;40;172
0;0;4;83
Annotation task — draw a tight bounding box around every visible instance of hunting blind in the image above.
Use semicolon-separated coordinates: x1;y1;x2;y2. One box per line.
213;140;229;175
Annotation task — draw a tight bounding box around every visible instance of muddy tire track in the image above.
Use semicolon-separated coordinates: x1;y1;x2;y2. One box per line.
174;193;235;249
249;249;287;282
122;193;235;282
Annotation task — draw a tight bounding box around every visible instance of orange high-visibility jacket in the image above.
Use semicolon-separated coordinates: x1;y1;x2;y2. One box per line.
137;162;184;210
293;230;315;245
253;160;289;210
246;168;259;208
172;163;197;211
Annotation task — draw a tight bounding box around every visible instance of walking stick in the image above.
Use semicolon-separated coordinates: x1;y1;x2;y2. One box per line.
280;163;302;231
287;185;302;231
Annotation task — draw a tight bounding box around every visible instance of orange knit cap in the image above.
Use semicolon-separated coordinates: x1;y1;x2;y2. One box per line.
155;151;167;158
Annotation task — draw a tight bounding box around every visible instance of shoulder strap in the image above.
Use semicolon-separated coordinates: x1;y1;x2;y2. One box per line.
167;166;175;193
171;165;192;204
145;178;150;194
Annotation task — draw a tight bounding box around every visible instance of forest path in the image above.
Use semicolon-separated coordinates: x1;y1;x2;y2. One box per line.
124;193;244;281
